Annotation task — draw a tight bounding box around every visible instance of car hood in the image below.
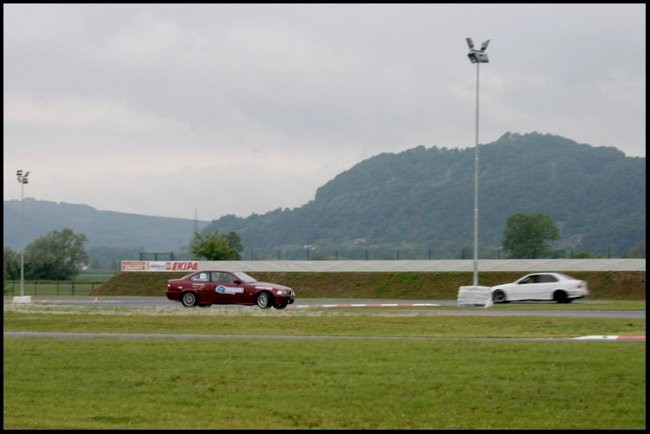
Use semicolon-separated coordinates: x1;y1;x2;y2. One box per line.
249;282;293;291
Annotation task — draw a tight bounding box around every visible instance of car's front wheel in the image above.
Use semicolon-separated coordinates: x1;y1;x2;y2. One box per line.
256;291;272;309
492;290;508;303
181;292;198;307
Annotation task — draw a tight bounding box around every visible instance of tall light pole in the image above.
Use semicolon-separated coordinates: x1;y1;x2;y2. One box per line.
16;170;30;302
466;37;489;286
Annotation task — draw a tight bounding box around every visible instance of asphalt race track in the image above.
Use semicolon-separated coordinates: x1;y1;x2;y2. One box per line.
5;296;644;342
4;296;645;319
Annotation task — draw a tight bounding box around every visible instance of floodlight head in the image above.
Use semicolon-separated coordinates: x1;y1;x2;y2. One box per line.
17;170;30;183
468;51;489;63
466;37;490;63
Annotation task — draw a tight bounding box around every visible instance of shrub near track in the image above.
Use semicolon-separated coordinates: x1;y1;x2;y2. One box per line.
92;271;646;299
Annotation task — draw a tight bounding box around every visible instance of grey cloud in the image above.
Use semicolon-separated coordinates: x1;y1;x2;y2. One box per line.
3;4;645;218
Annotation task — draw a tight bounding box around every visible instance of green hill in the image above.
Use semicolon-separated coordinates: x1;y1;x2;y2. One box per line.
4;132;645;261
204;132;645;258
3;200;210;252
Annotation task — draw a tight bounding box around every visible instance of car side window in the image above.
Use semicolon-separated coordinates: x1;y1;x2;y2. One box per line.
520;275;541;284
191;272;209;282
538;274;558;283
222;273;236;283
212;272;235;283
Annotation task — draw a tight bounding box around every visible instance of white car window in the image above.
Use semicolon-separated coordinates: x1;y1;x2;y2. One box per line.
538;274;558;283
520;275;539;284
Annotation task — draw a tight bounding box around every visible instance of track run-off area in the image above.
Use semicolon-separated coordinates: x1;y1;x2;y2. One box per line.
4;296;645;342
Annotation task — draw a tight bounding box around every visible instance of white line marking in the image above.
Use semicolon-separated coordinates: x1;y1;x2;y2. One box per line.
291;303;441;309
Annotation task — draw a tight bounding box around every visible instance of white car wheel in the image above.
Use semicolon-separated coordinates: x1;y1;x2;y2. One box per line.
554;290;570;304
492;290;508;303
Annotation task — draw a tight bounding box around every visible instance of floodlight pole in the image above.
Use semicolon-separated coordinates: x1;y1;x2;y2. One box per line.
466;38;489;287
473;61;480;287
16;170;30;298
20;179;24;297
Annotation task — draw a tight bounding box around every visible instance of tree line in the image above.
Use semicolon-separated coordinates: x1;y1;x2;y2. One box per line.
3;228;244;282
6;213;643;283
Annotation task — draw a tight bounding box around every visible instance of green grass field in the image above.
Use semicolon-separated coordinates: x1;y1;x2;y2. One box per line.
4;337;645;429
3;302;646;429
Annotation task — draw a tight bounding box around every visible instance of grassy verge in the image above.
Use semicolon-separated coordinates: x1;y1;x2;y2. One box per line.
4;337;645;429
3;304;646;338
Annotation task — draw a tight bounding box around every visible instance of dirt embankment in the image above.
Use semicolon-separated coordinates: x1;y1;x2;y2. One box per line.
92;271;645;300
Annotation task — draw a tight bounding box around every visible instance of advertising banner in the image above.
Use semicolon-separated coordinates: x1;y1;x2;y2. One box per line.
120;261;199;272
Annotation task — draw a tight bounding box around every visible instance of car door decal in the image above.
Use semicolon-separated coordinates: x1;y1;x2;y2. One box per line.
215;285;244;295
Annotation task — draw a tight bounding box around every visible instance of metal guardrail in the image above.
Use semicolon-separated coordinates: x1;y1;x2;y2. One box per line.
221;258;647;272
3;281;103;296
122;258;646;273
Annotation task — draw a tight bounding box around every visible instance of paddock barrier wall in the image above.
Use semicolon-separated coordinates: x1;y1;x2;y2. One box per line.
121;258;645;273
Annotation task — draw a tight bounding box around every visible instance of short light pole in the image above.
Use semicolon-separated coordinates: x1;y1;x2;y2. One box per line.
15;170;31;303
466;37;490;287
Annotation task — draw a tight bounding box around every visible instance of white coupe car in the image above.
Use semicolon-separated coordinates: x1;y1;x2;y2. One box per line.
491;272;589;304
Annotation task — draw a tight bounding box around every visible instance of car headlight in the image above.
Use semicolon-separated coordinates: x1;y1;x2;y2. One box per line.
275;289;289;296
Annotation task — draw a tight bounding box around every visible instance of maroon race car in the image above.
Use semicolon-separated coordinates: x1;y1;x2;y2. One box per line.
166;270;295;309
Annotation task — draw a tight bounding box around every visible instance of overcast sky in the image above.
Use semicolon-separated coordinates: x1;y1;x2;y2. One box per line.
4;4;646;220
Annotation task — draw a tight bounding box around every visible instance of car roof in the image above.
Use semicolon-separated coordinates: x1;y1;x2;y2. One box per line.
526;272;561;276
523;272;574;279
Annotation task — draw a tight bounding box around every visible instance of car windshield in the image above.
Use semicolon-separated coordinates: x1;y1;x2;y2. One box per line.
234;271;257;283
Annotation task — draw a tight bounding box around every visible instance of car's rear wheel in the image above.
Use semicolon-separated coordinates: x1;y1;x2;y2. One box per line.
554;290;569;304
492;290;507;303
181;292;198;307
273;303;287;310
256;291;272;309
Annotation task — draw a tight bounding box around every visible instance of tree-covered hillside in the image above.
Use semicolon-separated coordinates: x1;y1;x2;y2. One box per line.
3;132;645;260
204;132;645;258
3;200;209;252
